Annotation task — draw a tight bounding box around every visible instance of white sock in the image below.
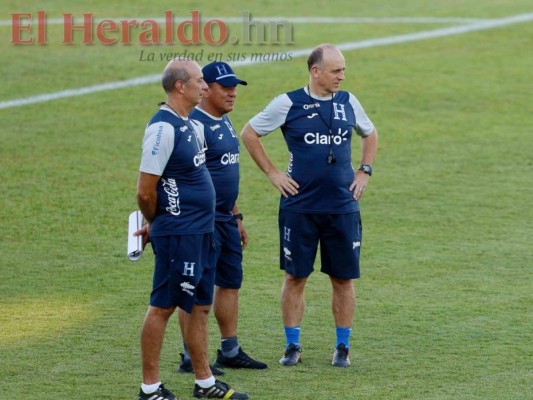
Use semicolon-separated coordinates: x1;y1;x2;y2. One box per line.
195;376;216;388
141;382;161;394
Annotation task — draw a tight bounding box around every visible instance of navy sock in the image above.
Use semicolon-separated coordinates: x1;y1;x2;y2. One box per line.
221;336;239;357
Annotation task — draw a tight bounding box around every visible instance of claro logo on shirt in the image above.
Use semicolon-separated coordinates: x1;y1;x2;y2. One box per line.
193;151;206;167
221;152;239;165
304;128;348;145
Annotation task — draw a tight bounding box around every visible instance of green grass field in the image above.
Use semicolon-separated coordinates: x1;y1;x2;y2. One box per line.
1;1;532;399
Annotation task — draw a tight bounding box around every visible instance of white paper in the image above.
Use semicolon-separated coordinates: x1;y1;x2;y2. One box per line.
127;211;144;261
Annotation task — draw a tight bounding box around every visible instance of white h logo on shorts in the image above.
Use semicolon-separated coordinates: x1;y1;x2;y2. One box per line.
283;226;291;242
182;262;195;276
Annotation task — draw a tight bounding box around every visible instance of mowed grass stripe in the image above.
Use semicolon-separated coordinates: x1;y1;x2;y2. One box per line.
1;12;532;110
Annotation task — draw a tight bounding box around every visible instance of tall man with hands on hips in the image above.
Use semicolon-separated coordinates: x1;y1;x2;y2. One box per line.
241;44;378;368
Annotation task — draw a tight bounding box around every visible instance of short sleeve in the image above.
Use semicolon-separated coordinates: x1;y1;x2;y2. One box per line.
349;93;375;137
248;94;293;136
139;121;175;175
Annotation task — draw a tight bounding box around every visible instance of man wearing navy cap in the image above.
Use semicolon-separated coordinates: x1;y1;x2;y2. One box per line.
202;61;248;86
177;62;268;373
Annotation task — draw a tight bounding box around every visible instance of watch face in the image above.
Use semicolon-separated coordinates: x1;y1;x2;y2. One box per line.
359;165;372;175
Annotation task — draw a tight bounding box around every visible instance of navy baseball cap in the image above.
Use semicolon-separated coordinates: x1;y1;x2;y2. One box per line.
202;61;247;87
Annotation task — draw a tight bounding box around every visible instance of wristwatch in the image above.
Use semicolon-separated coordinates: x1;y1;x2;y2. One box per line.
233;213;244;221
358;164;373;176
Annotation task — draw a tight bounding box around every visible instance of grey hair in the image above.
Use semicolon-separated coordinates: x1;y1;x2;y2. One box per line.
162;64;191;93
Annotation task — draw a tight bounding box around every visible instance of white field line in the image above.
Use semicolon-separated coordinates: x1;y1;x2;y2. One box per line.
0;16;490;27
1;12;532;110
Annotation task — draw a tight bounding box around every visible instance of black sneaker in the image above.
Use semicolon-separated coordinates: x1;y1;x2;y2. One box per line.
213;347;268;369
177;353;224;376
332;343;351;367
279;343;302;366
138;383;177;400
193;380;249;399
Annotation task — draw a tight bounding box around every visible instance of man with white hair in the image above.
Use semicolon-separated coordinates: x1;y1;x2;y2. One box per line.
136;59;249;400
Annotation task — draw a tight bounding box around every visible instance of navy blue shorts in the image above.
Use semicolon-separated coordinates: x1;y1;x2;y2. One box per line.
278;210;362;279
150;233;216;313
214;219;243;289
